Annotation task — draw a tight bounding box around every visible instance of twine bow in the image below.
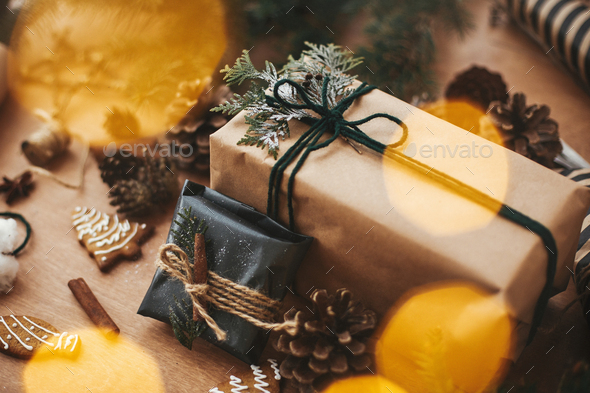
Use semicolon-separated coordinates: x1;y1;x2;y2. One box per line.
265;76;558;344
156;244;298;341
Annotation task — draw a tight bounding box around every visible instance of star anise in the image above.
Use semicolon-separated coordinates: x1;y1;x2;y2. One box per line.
0;172;34;205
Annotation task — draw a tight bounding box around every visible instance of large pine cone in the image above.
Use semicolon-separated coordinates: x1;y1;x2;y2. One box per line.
274;289;377;393
445;66;508;111
488;93;562;168
101;153;178;216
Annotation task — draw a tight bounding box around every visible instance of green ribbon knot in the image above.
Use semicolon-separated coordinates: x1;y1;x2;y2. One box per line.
267;76;408;228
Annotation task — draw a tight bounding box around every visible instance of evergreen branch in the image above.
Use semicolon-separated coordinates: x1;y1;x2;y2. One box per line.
211;82;267;115
169;296;206;350
168;207;209;350
300;42;363;73
220;49;262;86
170;206;208;264
216;43;363;158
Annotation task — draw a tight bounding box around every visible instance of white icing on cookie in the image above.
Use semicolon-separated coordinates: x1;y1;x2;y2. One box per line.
0;317;33;351
87;214;119;244
268;359;281;380
72;206;87;219
11;316;54;346
94;223;139;256
251;365;270;393
23;316;59;337
72;208;143;258
0;336;7;350
229;375;248;393
68;334;79;352
209;389;224;393
53;332;79;352
54;332;67;350
73;207;97;227
75;209;110;240
94;220;131;247
64;335;74;350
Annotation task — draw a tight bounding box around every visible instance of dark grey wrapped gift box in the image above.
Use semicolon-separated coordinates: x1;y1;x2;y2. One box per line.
138;180;313;363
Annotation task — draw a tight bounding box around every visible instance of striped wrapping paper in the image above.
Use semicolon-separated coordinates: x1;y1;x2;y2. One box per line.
507;0;590;91
560;167;590;325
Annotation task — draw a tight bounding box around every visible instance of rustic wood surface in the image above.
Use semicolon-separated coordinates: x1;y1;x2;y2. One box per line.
1;1;590;392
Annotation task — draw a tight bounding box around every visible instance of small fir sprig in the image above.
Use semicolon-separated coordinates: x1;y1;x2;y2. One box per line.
212;42;362;159
168;207;208;350
170;207;208;265
169;295;207;350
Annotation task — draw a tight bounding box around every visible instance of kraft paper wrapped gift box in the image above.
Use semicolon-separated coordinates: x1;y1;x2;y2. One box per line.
209;85;590;351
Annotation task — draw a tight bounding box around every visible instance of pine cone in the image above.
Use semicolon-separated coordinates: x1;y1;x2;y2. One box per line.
274;289;377;393
99;152;142;187
100;153;178;216
167;84;234;173
488;93;562;168
445;66;508;111
140;155;177;206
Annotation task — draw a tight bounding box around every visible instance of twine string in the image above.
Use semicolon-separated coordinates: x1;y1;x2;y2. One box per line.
23;140;90;190
155;244;297;341
266;76;557;344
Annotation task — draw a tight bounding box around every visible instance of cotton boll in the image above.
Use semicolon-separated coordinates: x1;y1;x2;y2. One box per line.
0;253;19;293
0;218;18;253
0;218;20;293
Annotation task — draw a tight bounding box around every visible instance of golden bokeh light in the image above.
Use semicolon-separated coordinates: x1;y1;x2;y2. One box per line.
322;375;408;393
23;328;165;393
375;283;513;393
8;0;227;146
422;100;504;146
382;100;509;236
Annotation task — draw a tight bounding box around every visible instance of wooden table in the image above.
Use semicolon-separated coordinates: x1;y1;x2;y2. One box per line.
2;1;590;392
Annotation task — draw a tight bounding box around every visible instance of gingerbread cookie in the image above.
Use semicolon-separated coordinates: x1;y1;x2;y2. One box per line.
209;358;281;393
0;315;80;359
72;207;153;272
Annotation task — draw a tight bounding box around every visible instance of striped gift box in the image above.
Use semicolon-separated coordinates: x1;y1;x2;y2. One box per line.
560;168;590;324
507;0;590;91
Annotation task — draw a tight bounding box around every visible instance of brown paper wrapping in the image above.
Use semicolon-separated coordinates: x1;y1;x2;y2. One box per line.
210;86;590;352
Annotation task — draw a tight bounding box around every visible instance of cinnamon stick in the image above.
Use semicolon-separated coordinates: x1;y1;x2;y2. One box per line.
193;233;208;321
68;278;120;338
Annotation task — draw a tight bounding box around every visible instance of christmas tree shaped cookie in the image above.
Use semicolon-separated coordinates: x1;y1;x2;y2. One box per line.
209;359;281;393
0;315;80;359
72;207;153;272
